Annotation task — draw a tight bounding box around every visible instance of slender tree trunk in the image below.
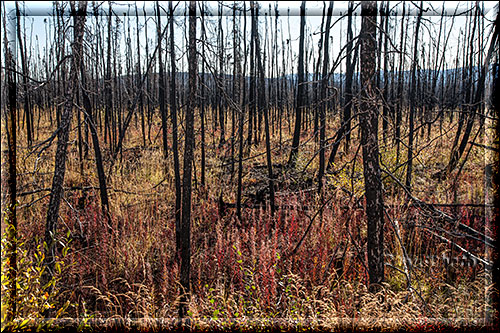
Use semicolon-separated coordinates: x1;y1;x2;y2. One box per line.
441;8;499;177
247;2;255;147
45;1;87;276
218;3;225;146
156;2;168;161
360;1;385;287
382;1;390;143
135;4;146;147
395;3;406;165
200;5;207;189
15;1;32;147
327;1;358;169
169;0;181;256
318;1;333;194
179;1;196;318
4;13;17;319
313;5;326;143
405;2;423;193
237;2;247;221
81;62;111;227
253;1;275;217
288;1;306;166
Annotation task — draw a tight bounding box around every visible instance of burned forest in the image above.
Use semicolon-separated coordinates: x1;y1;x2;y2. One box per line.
1;1;499;331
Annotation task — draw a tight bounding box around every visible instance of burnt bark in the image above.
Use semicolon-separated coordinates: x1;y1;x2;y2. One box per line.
179;1;196;318
170;0;181;256
45;1;87;275
360;1;385;287
288;1;306;166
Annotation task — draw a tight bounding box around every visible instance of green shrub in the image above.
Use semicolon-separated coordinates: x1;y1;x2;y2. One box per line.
1;225;74;331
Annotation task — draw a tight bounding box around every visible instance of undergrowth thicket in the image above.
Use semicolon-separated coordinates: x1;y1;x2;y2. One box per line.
1;111;497;331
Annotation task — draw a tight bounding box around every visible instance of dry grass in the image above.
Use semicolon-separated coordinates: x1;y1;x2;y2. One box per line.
2;107;498;331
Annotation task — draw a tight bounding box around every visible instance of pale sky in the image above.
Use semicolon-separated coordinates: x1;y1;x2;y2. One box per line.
2;1;498;78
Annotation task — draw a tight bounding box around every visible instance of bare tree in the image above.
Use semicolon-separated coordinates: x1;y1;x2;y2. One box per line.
405;1;423;193
179;0;197;318
3;5;17;319
359;1;385;287
15;1;32;147
254;1;276;217
288;1;306;166
156;2;168;161
170;0;181;255
45;1;87;276
318;1;333;194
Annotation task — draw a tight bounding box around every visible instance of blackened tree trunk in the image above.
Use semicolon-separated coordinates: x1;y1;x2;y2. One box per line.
327;1;358;169
156;2;168;161
237;2;247;221
179;1;196;318
395;3;406;164
3;14;17;319
15;1;32;147
81;57;110;227
343;1;355;152
313;5;325;143
135;4;146;147
217;3;225;146
359;1;385;287
247;1;256;147
200;4;207;189
405;2;423;193
318;1;333;194
288;1;306;166
442;8;499;177
382;1;390;143
254;1;276;217
105;5;113;149
169;0;181;255
45;1;87;275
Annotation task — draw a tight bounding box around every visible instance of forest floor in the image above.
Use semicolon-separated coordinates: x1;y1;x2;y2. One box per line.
2;109;498;331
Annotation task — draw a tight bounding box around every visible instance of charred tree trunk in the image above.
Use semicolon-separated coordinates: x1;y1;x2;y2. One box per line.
318;1;333;194
254;1;276;217
81;65;110;227
179;1;196;318
45;1;87;276
237;2;247;221
3;14;17;320
439;7;499;178
135;4;146;147
15;1;32;147
405;2;423;193
288;1;306;166
169;0;181;256
156;2;168;161
360;1;385;287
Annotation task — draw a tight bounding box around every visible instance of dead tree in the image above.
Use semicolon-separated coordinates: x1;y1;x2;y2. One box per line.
253;1;276;217
179;0;197;318
156;2;168;161
45;1;87;276
405;1;423;193
288;1;306;166
81;49;111;229
135;3;146;147
237;2;247;221
3;6;18;319
359;1;385;287
437;7;499;179
170;0;181;255
318;1;333;194
15;1;32;147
